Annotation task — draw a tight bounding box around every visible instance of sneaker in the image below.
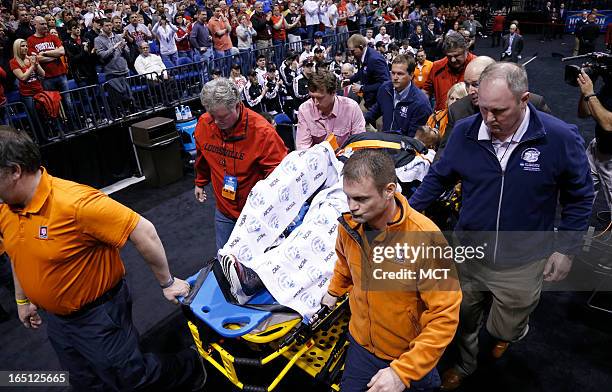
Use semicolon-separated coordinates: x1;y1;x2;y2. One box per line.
219;255;261;304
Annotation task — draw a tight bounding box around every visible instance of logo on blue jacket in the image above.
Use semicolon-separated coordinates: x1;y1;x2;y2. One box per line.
520;148;541;172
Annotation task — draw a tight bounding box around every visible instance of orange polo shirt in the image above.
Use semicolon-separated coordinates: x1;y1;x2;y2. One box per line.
208;17;233;51
413;59;433;90
0;168;140;315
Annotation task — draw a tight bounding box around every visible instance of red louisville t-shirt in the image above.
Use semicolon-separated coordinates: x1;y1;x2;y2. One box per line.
9;58;44;97
27;34;67;78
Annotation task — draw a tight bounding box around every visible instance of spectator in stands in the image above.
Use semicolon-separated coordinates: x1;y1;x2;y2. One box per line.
285;2;302;48
337;63;361;104
365;55;432;137
414;48;433;92
409;24;424;50
111;15;124;36
500;24;523;63
95;19;130;80
0;127;204;392
303;0;320;43
174;14;193;61
27;16;72;110
64;20;98;87
329;51;344;76
374;25;391;46
125;11;153;45
299;41;314;65
229;63;247;96
85;17;103;48
347;33;391;109
208;4;233;73
320;0;337;49
84;1;105;28
134;41;166;78
236;14;256;76
243;69;268;112
189;10;213;77
296;69;365;149
313;31;327;54
293;59;314;108
424;32;475;111
262;65;285;115
251;2;273;63
139;2;154;27
10;39;45;132
364;28;375;47
13;9;35;40
271;4;287;65
423;20;441;60
194;78;287;250
152;15;179;66
462;14;482;40
313;47;326;71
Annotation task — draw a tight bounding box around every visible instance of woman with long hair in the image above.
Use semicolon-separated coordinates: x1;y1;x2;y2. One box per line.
9;39;45;119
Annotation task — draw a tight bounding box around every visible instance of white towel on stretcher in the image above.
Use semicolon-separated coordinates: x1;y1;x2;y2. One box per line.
219;142;348;320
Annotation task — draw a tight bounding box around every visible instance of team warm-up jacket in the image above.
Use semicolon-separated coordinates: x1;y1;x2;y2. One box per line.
410;103;594;264
194;106;288;219
328;193;462;388
365;81;432;137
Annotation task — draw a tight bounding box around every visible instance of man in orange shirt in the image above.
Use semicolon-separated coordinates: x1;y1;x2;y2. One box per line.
0;127;205;391
424;32;476;111
321;149;461;392
414;48;433;92
208;5;233;73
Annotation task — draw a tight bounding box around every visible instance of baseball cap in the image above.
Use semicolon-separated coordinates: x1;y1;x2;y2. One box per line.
314;31;324;38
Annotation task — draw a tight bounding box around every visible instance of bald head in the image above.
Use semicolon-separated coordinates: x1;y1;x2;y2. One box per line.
464;56;496;106
33;16;49;35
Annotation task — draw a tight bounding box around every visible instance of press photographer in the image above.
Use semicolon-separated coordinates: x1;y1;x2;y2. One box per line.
574;53;612;219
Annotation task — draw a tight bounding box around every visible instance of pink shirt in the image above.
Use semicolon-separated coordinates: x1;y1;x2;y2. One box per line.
296;96;366;150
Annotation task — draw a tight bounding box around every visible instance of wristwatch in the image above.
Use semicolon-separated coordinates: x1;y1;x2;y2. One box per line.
583;93;597;102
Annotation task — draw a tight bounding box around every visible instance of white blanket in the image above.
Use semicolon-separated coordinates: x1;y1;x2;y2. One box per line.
219;142;348;320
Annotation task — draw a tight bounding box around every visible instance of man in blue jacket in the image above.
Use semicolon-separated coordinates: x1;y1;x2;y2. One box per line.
409;62;593;390
364;55;432;136
347;33;390;109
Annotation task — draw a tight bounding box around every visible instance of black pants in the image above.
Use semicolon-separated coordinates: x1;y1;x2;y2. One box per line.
45;280;201;391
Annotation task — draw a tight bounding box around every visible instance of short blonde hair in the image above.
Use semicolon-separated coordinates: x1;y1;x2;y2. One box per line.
446;82;468;106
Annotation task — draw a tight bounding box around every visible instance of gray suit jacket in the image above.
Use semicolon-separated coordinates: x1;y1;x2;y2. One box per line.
437;93;551;160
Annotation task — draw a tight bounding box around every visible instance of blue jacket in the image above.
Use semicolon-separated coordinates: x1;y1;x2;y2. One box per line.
350;47;390;108
364;81;432;137
410;104;593;265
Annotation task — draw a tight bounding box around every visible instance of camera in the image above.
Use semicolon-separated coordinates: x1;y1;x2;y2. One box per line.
563;52;612;87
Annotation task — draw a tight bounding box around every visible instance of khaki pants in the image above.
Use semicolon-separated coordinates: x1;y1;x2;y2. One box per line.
453;258;547;376
573;36;580;56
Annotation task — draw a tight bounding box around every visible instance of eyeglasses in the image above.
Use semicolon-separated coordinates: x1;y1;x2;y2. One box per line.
464;80;479;89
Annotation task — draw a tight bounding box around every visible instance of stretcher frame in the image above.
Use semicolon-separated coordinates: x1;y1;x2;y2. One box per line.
182;286;350;392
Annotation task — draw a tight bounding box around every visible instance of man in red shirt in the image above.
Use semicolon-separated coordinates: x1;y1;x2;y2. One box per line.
194;78;287;251
208;5;233;74
424;32;476;111
491;11;506;47
27;16;73;116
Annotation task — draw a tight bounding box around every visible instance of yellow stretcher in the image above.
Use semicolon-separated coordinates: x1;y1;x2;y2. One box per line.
181;261;350;391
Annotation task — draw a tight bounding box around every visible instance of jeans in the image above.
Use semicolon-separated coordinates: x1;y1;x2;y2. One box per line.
306;24;317;43
272;39;286;66
341;334;440;392
215;209;237;251
43;74;72;110
337;25;349;52
214;49;233;76
197;47;213;82
256;39;273;64
324;27;336;53
44;280;202;391
21;95;46;142
178;50;194;61
239;48;252;76
161;52;179;67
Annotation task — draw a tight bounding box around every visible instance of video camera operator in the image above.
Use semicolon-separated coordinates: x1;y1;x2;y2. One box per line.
577;67;612;219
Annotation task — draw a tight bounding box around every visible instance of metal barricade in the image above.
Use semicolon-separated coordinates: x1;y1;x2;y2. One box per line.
163;61;205;106
61;84;111;135
0;102;38;143
101;72;167;122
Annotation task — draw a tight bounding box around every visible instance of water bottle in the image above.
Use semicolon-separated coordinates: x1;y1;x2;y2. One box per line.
184;105;192;119
180;105;187;121
175;107;183;121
